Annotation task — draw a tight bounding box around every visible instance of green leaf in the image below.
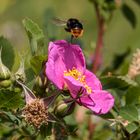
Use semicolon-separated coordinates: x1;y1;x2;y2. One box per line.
112;48;130;71
117;76;137;87
119;105;139;122
100;111;116;119
121;4;136;28
22;18;44;55
23;18;44;40
2;111;21;124
25;67;34;84
135;75;140;85
0;89;24;109
39;123;52;139
100;76;129;90
0;36;15;70
137;105;140;120
30;55;47;75
134;0;140;6
125;122;139;134
126;86;140;105
92;129;114;140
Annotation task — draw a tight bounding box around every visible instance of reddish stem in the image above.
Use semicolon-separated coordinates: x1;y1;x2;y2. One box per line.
88;117;96;140
88;2;105;140
92;3;105;73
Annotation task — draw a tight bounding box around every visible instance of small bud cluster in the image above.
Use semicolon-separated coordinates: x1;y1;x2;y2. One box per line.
0;47;26;89
15;59;26;83
0;47;11;88
128;49;140;79
54;100;75;117
22;99;48;128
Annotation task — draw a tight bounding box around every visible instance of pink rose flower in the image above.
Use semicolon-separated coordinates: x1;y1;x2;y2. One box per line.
46;40;86;89
45;40;114;114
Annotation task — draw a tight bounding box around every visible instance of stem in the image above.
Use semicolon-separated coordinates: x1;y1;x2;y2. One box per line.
88;116;96;140
87;2;105;139
92;2;105;73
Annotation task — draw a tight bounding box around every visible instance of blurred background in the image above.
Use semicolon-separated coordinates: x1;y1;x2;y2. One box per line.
1;0;140;140
1;0;140;71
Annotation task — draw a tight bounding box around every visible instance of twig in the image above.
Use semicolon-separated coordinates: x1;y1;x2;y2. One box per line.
88;2;105;139
92;2;105;73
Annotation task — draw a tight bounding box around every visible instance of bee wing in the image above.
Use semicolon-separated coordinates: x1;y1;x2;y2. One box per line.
52;18;67;26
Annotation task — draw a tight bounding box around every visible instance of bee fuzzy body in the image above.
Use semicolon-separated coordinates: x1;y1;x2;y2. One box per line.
52;18;83;39
65;18;83;38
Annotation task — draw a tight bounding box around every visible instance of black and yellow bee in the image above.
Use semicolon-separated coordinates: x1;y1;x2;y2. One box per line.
52;18;83;41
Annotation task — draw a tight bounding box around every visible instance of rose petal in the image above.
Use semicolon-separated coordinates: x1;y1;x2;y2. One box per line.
63;44;86;72
49;40;85;72
46;53;66;89
64;75;83;97
85;70;102;90
48;40;67;53
46;40;86;89
64;76;95;106
64;75;114;114
87;90;114;114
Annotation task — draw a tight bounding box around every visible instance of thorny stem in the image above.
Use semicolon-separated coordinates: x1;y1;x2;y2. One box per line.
92;2;105;73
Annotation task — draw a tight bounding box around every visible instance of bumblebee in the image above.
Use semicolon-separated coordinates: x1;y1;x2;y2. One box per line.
52;18;83;39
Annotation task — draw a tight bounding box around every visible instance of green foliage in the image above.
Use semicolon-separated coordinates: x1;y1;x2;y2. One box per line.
0;89;24;109
119;105;139;122
25;67;34;84
0;36;15;70
92;129;114;140
0;79;12;88
23;18;45;55
100;76;129;90
125;86;140;105
30;55;47;75
134;0;140;6
135;75;140;85
0;0;140;139
125;122;139;134
121;3;136;28
1;111;21;124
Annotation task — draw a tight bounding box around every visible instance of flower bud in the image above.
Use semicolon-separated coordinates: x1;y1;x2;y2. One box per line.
33;75;48;95
35;72;48;87
13;87;22;93
15;59;26;83
0;79;12;88
0;48;11;80
35;75;43;87
54;100;75;117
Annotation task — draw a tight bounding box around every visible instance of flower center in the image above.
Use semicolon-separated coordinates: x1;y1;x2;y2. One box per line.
64;67;92;94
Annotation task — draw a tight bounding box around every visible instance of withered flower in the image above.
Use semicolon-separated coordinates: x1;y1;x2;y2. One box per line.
17;80;48;128
22;98;48;128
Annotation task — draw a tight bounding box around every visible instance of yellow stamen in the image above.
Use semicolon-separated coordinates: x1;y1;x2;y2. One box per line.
64;67;92;94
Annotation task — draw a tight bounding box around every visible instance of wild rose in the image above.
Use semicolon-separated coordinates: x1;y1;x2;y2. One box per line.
45;40;114;114
46;40;85;89
64;69;114;114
